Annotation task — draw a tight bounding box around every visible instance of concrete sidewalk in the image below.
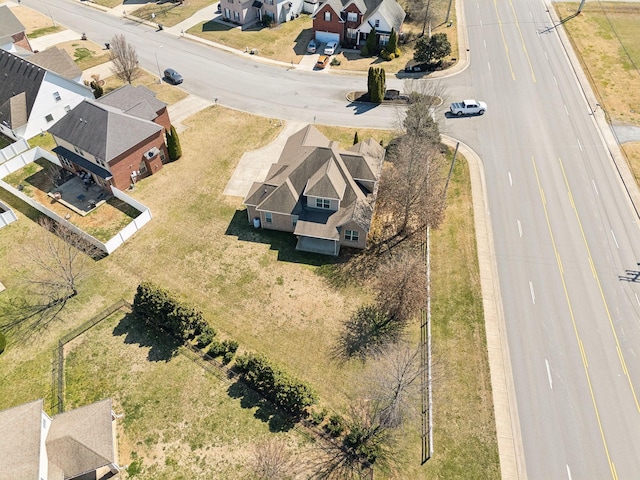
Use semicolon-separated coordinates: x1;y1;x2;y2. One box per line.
29;29;78;51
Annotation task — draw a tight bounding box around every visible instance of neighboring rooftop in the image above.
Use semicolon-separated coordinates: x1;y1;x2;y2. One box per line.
0;49;46;130
97;84;167;121
0;5;26;45
29;47;82;80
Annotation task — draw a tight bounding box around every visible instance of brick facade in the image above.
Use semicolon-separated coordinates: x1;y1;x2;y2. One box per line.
313;4;344;43
107;131;168;190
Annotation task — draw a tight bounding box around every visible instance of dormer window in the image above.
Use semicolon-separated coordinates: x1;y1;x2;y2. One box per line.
347;12;357;22
345;229;359;241
316;198;331;209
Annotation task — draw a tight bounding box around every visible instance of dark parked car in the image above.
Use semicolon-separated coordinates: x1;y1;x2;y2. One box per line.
163;68;183;85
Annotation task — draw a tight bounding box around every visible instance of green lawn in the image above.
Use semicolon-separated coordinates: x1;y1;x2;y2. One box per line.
0;107;498;478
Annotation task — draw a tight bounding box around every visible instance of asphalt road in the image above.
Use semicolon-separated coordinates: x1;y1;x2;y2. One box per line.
22;0;640;478
450;1;640;478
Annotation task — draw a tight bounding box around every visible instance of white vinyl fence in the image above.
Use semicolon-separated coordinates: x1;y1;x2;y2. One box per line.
0;147;152;254
0;138;29;164
0;201;18;227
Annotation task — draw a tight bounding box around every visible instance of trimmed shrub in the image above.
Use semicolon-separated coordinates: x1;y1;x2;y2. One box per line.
90;80;103;98
207;340;225;357
325;414;345;437
235;353;318;416
310;407;328;425
196;325;216;348
166;125;182;161
133;282;208;340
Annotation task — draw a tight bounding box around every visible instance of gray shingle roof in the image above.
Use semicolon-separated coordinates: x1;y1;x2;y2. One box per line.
364;0;405;32
48;99;162;162
0;49;46;130
0;5;25;44
98;84;166;120
245;125;385;240
48;399;115;478
28;47;82;81
0;399;44;480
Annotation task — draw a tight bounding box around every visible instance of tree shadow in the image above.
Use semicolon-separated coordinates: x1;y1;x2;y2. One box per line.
227;380;296;432
225;209;336;266
112;313;181;362
293;28;315;56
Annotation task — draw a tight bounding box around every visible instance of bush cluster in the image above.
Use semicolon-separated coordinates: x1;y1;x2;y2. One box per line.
235;353;318;416
132;282;208;341
207;339;239;364
325;414;345;437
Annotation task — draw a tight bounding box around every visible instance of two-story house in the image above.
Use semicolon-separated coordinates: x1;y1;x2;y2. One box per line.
0;398;120;480
0;49;94;141
244;125;385;256
220;0;304;27
48;85;171;192
312;0;405;49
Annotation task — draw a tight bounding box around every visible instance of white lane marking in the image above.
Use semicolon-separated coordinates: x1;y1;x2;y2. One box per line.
484;39;487;48
544;51;549;60
545;359;553;389
577;138;583;152
517;219;522;238
530;281;536;304
564;104;569;115
611;229;619;249
635;293;640;307
488;61;491;71
592;179;599;196
567;464;572;480
508;171;513;186
553;75;558;85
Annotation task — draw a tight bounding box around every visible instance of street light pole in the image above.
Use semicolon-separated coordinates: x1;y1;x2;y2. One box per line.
155;45;163;84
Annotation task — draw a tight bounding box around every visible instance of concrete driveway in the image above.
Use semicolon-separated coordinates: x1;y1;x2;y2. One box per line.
223;121;304;198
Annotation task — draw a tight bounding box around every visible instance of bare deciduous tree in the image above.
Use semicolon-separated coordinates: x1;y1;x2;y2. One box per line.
365;343;423;429
249;438;298;480
372;248;425;325
0;218;98;336
110;34;139;84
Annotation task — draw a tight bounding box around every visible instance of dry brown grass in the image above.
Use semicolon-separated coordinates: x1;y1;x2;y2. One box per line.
623;141;640;184
132;0;217;27
556;2;640;126
10;5;57;33
54;39;112;70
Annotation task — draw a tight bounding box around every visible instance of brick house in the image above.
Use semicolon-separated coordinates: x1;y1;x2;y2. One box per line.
0;398;120;480
48;85;171;192
244;125;385;256
312;0;405;49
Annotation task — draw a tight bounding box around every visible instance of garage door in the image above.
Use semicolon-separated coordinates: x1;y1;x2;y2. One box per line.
315;31;339;44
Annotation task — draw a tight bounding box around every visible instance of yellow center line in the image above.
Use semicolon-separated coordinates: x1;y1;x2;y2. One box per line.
508;0;537;83
532;156;616;479
559;157;640;414
493;0;516;80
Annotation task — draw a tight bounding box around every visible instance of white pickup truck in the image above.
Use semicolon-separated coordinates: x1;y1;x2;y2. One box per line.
450;99;487;116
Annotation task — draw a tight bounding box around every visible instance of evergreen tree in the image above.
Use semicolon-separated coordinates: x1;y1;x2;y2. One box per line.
367;67;386;104
365;27;377;56
413;33;451;65
387;28;400;57
166;125;182;161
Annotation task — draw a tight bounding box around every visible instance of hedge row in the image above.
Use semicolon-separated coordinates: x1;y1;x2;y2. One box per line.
235;353;318;417
132;282;209;341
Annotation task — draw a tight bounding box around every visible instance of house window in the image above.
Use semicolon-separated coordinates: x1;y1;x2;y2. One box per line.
324;11;331;21
45;114;54;123
53;91;61;102
74;146;84;155
64;105;71;112
345;229;359;241
225;8;230;17
139;161;148;174
233;10;240;20
265;212;273;223
346;28;357;39
59;155;72;168
374;19;380;27
347;12;357;22
266;0;274;5
379;34;390;46
315;198;331;209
